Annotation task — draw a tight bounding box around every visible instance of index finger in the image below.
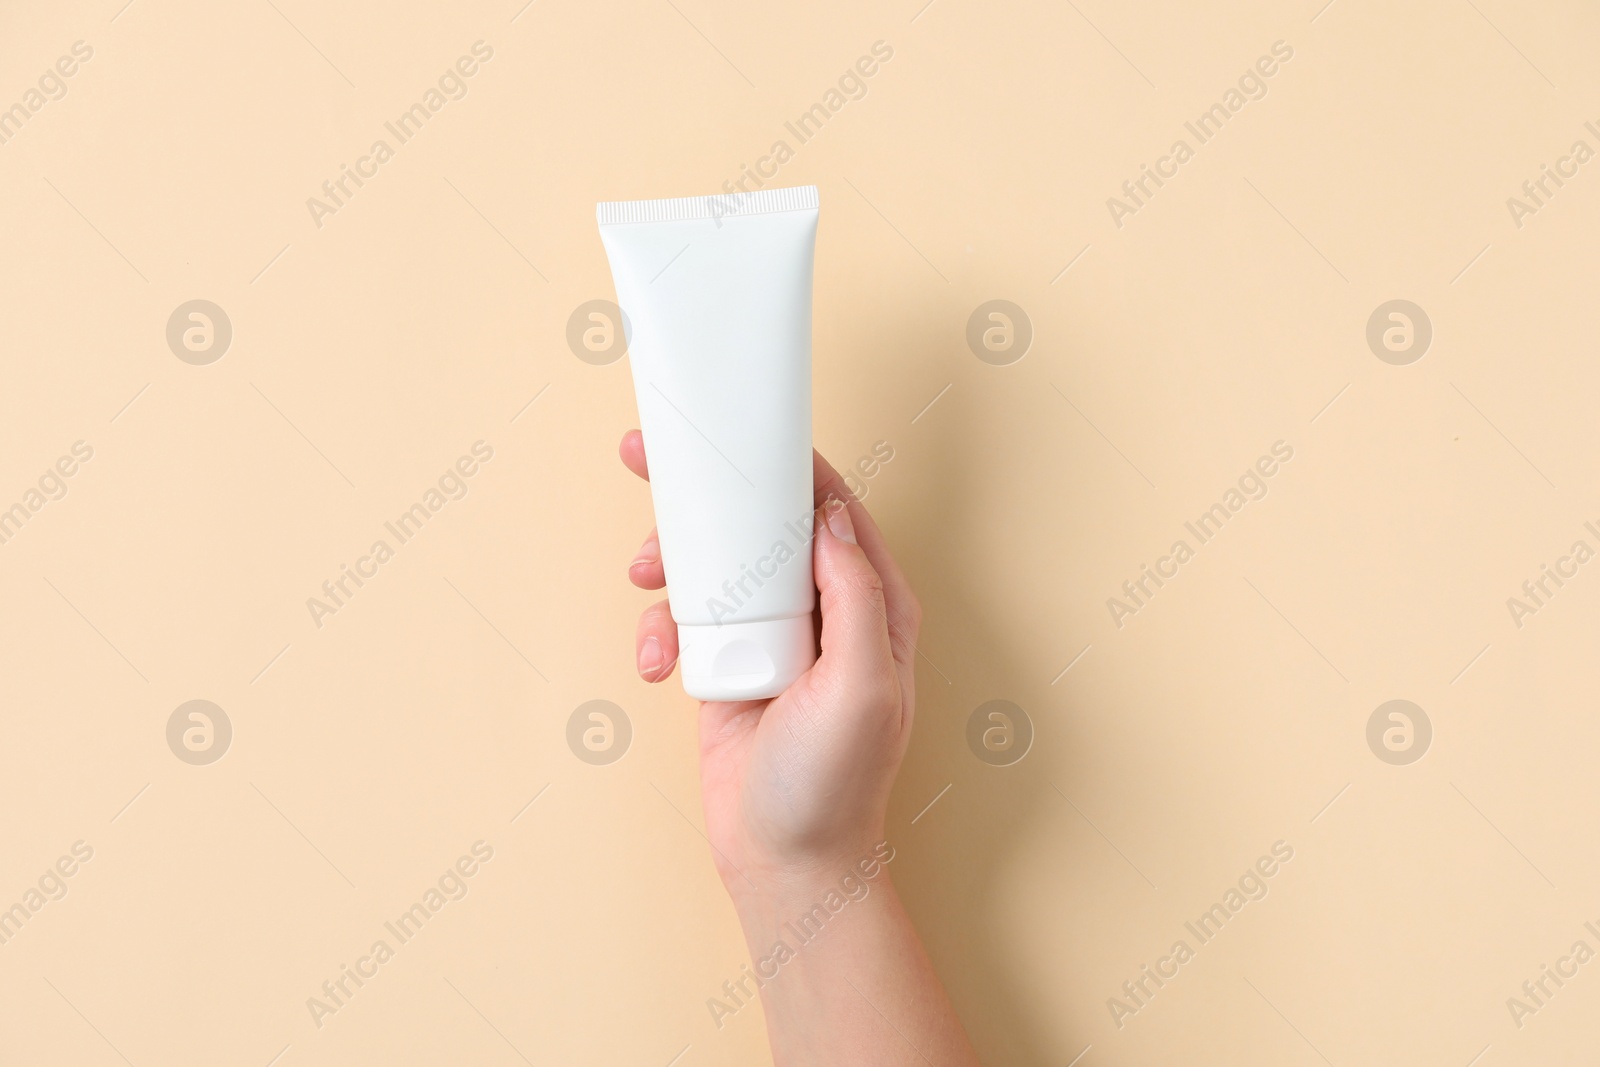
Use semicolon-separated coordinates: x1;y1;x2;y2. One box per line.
619;429;649;481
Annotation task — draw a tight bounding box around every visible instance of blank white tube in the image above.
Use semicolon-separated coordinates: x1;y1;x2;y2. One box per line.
598;186;820;701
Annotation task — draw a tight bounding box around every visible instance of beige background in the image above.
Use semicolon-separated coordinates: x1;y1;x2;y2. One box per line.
3;0;1599;1063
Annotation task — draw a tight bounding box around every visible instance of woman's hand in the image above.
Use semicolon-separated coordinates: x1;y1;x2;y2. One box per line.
619;430;921;899
620;429;980;1065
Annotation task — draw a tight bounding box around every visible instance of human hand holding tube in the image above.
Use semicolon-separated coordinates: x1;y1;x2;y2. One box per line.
621;430;981;1065
622;430;915;884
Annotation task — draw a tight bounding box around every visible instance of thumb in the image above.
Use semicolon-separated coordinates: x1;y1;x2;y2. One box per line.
808;495;896;695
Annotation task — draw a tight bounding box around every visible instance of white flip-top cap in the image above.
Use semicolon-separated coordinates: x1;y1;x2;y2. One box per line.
677;616;816;701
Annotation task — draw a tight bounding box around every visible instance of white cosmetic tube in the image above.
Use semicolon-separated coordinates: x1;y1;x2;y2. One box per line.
598;186;820;701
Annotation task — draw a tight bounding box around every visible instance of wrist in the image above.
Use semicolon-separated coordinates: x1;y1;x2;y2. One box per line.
721;838;901;933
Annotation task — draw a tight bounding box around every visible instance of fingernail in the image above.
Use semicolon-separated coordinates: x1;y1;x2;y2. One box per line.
631;537;659;568
824;496;857;545
639;635;664;679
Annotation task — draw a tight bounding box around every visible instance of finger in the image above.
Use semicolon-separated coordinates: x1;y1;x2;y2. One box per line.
807;497;898;702
619;429;649;481
636;599;678;682
628;527;665;589
810;451;921;667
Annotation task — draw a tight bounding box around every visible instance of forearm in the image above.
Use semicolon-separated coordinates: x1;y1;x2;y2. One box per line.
726;853;982;1067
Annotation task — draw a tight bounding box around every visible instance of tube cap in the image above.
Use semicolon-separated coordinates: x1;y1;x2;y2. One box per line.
677;616;816;702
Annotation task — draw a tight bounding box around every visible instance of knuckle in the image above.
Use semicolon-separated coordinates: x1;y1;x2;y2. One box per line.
843;569;886;607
